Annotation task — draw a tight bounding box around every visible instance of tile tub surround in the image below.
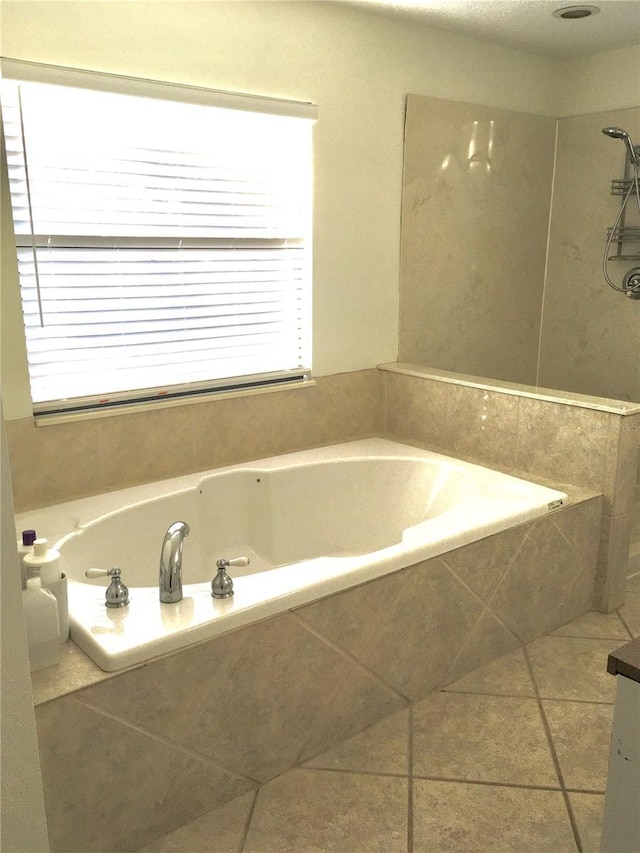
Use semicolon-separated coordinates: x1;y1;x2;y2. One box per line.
381;364;640;612
34;495;600;852
5;369;383;512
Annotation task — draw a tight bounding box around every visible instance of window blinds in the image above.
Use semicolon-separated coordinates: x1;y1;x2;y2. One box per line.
0;61;316;414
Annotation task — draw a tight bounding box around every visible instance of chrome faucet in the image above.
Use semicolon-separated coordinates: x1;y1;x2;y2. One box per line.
159;521;190;603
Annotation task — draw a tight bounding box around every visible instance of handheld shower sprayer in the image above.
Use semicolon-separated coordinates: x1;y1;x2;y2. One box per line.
602;126;638;167
601;126;640;298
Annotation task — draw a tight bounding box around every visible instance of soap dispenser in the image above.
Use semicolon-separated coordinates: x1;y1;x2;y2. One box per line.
23;539;69;642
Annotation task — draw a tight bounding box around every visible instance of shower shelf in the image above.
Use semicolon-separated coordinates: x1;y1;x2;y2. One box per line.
610;178;638;195
606;225;640;261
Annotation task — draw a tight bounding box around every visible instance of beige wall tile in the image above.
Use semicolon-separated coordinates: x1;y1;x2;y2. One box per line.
36;696;253;853
78;613;404;783
595;510;636;610
297;557;484;701
385;373;450;449
445;385;519;469
6;416;103;511
488;518;585;642
515;397;611;492
99;404;197;491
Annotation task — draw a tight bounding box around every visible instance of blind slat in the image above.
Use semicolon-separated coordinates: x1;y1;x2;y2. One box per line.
1;71;313;408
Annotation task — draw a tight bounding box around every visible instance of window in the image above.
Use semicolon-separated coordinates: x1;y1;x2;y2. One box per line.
1;60;316;417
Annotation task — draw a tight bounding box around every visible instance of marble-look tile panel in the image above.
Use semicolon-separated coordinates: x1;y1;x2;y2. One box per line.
542;700;615;792
412;780;576;853
79;613;404;782
538;107;640;404
399;94;554;386
244;768;408;853
297;557;484;701
412;692;558;786
618;591;640;636
36;696;253;853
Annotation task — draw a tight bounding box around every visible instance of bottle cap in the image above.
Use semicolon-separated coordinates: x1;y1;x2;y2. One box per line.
26;576;42;590
22;529;37;546
33;538;48;557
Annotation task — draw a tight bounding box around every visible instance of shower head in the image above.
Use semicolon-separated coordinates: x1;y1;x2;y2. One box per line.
602;126;638;166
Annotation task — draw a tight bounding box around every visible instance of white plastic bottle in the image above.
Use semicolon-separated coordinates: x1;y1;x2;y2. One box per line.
22;576;61;671
23;538;61;584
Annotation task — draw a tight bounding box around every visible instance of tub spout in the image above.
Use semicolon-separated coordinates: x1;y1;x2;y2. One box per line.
159;521;190;603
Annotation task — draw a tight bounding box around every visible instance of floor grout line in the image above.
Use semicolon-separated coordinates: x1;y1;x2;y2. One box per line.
523;645;584;853
237;789;260;853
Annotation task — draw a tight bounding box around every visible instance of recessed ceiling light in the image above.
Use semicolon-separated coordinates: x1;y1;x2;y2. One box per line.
553;5;600;19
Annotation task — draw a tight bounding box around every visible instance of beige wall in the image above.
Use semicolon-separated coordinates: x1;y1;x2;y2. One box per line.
0;0;561;420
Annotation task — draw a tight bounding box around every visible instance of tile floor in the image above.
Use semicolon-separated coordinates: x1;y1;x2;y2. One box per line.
137;573;640;853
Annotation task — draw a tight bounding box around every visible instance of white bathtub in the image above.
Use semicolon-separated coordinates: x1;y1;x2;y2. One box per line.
17;439;567;672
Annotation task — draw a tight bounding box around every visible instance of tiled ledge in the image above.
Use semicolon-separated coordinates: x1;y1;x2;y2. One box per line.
379;363;640;416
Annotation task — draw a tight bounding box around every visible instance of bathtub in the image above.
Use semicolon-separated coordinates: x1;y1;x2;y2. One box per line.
17;439;567;672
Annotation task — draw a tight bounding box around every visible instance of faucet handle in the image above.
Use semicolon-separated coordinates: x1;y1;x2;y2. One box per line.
220;557;250;569
211;556;250;599
85;566;129;609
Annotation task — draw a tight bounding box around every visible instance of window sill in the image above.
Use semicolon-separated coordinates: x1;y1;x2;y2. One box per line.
33;377;316;427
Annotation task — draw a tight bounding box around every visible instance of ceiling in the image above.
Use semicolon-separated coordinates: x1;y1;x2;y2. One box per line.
337;0;640;59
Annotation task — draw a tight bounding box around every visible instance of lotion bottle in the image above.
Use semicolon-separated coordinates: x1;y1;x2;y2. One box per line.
22;576;61;671
23;538;61;583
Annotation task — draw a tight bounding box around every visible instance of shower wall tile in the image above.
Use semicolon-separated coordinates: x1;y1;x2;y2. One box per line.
398;94;555;386
5;369;380;512
538;107;640;403
78;612;405;783
36;696;253;853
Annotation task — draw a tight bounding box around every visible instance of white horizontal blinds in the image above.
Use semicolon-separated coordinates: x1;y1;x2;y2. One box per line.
1;69;314;410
